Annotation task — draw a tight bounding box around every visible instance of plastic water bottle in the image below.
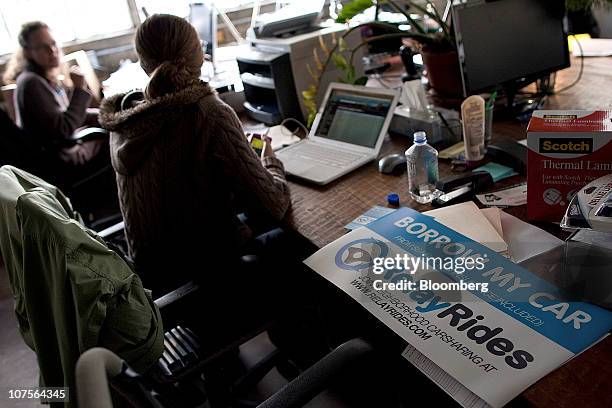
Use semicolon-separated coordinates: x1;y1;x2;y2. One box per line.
405;131;441;203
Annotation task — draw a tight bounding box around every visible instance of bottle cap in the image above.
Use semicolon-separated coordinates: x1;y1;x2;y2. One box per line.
413;131;427;143
387;193;400;207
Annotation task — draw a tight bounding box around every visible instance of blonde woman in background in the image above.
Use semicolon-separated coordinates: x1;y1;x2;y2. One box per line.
9;21;103;165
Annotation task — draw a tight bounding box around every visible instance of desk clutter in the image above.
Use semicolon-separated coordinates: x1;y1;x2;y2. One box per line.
4;0;612;407
306;200;612;408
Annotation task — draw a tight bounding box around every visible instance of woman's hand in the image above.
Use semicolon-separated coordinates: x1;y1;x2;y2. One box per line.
59;140;102;165
69;66;86;90
261;136;275;160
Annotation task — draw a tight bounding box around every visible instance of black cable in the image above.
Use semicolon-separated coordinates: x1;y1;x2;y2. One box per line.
436;111;459;141
278;118;309;138
555;34;584;94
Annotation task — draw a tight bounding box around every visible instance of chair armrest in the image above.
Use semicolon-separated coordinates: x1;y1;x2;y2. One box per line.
154;281;200;309
258;338;375;408
70;127;109;142
97;221;125;239
76;348;126;408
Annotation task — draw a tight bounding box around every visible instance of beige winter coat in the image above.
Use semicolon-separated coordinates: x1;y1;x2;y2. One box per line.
99;81;290;292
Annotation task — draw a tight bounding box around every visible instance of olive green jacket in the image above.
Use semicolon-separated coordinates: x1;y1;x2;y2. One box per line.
0;165;163;406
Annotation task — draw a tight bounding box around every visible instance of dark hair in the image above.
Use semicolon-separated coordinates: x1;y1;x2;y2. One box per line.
135;14;204;99
18;21;49;49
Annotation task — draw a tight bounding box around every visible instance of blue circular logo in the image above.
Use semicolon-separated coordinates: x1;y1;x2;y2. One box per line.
335;238;389;272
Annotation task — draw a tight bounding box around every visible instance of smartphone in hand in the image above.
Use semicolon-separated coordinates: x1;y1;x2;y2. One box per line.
249;133;265;157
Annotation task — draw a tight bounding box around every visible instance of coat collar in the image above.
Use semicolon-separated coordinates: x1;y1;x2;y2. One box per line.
99;80;215;131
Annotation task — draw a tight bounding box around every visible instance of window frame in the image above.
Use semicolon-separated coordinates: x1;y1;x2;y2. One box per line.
0;0;328;62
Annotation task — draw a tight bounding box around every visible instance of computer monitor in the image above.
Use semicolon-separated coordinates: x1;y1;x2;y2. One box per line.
452;0;569;97
189;2;217;67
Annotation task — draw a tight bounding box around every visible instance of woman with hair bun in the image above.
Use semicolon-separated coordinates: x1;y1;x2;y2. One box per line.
99;14;295;295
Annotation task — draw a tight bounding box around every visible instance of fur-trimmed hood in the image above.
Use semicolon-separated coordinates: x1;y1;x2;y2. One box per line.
99;81;215;175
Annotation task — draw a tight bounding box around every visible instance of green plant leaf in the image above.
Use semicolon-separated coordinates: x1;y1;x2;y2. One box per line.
566;0;593;11
338;37;348;53
336;0;375;23
307;112;316;128
302;86;317;102
345;65;356;84
331;53;349;71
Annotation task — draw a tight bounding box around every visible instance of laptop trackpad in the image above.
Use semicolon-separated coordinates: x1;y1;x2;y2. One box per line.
285;160;317;177
285;161;337;184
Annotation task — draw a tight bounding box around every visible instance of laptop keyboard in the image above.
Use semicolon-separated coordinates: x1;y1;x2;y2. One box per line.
282;143;368;168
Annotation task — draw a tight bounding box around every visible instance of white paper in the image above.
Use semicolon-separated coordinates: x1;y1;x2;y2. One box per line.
476;184;527;207
572;38;612;57
499;211;563;264
402;344;492;408
400;79;428;111
425;202;508;253
480;208;503;238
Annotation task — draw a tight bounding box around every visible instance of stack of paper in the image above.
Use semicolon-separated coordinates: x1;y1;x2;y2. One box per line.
571;38;612;57
347;202;511;256
425;202;507;254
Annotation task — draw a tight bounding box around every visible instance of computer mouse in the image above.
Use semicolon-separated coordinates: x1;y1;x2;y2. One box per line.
378;153;407;174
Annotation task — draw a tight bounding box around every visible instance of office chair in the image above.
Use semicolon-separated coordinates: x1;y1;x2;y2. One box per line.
0;165;164;406
0;165;264;407
76;338;378;408
0;165;386;408
86;224;407;408
1;83;17;121
0;107;119;225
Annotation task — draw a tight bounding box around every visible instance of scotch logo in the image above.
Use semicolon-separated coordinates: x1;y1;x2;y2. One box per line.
543;114;577;119
539;138;593;154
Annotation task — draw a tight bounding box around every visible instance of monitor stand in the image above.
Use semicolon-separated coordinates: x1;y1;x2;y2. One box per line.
494;85;546;122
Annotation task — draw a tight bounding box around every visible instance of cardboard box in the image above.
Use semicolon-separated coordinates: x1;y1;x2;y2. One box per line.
527;110;612;221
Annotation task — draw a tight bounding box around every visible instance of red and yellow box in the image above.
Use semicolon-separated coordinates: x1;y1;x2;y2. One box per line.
527;110;612;222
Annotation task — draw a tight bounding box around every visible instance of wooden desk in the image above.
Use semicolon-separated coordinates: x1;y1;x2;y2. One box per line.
283;57;612;408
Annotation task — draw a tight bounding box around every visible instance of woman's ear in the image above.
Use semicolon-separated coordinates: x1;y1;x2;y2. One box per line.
139;61;152;76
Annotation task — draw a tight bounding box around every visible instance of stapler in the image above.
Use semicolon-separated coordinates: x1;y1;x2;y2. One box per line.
432;171;494;207
486;136;527;175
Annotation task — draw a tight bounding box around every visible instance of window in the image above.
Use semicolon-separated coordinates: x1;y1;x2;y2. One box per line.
0;0;133;55
0;0;323;55
134;1;260;20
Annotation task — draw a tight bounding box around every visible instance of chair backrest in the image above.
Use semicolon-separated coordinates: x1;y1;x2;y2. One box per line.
0;107;54;177
1;83;17;122
0;165;164;405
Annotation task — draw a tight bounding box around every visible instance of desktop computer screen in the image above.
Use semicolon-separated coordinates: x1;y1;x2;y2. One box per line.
452;0;569;96
189;2;217;66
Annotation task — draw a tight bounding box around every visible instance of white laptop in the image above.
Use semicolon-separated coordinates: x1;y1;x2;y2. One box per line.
276;82;400;185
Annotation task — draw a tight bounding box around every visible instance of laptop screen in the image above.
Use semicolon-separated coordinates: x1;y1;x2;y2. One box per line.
315;89;394;148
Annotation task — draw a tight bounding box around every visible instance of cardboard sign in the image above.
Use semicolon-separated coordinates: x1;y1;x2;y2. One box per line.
304;207;612;407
